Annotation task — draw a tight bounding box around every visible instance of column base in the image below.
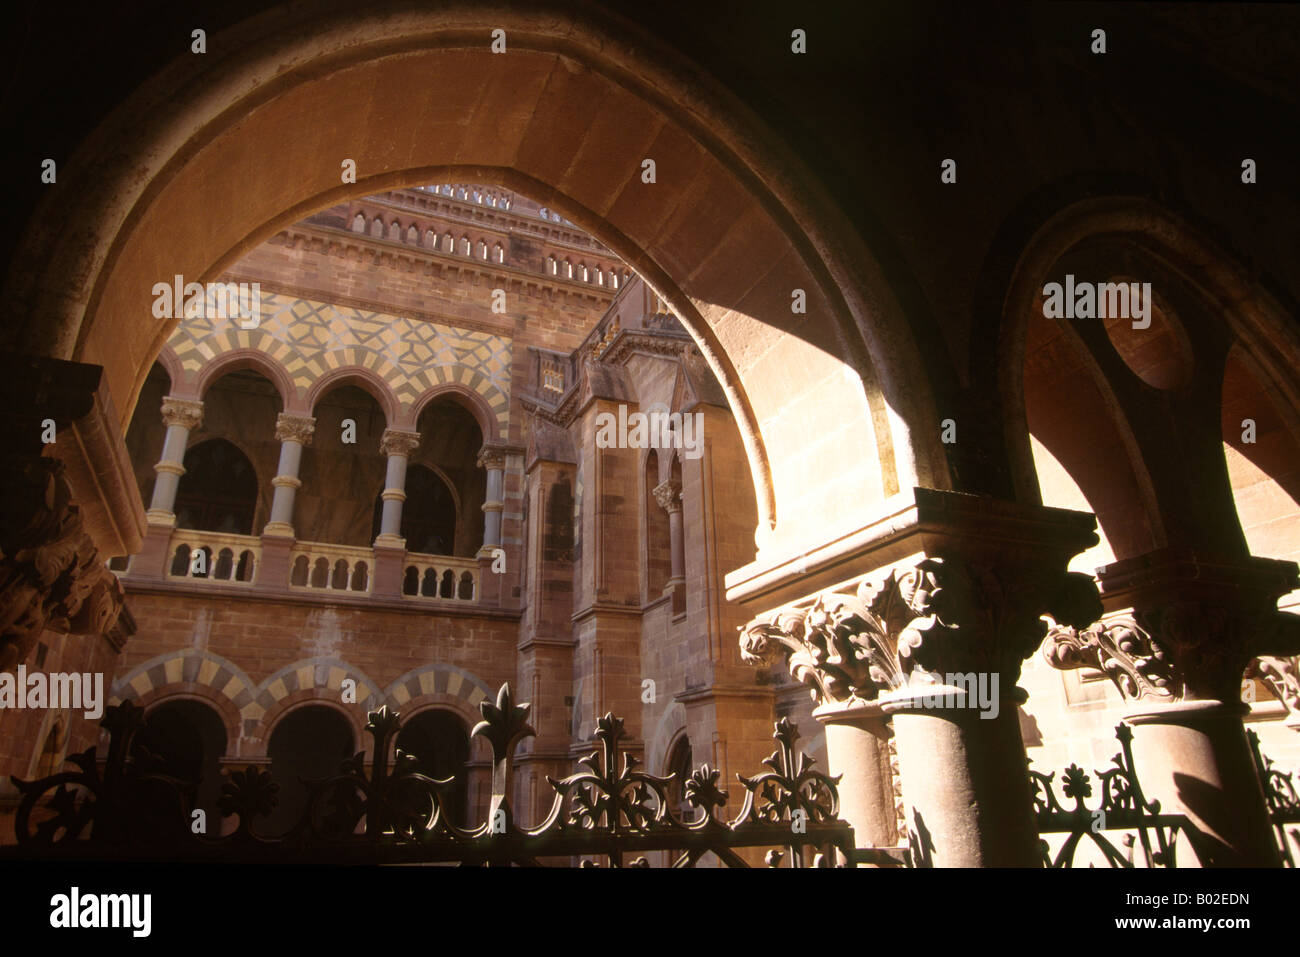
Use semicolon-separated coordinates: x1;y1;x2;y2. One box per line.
371;544;407;598
262;521;295;538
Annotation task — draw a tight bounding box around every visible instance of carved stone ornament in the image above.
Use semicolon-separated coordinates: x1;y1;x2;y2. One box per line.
274;413;316;445
160;397;203;431
0;454;124;669
740;556;1102;706
1042;617;1182;701
652;479;681;514
476;446;507;471
379;429;420;458
1248;655;1300;720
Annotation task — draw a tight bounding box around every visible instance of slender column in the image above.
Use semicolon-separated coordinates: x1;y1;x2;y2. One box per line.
262;414;315;537
374;429;420;547
1044;548;1299;866
146;397;204;525
653;478;684;590
477;446;507;558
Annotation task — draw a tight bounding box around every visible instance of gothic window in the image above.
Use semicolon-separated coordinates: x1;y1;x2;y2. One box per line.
351;213;366;233
370;217;383;238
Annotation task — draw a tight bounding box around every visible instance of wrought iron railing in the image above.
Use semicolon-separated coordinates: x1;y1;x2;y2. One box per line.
1029;724;1186;868
1247;728;1300;867
4;685;856;867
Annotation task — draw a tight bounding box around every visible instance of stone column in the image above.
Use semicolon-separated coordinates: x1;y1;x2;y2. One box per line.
740;489;1102;867
653;478;685;590
145;397;204;525
262;414;315;537
477;446;507;557
370;429;419;598
374;429;420;547
476;446;507;606
1045;548;1299;866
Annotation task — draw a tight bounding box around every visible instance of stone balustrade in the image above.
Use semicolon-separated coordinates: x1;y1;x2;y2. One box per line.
289;541;374;594
167;530;261;584
401;552;478;602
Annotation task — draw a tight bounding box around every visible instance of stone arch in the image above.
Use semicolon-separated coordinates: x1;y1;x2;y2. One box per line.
997;195;1300;506
408;382;501;442
380;662;493;713
304;365;400;426
108;649;257;743
153;344;183;395
194;348;294;410
646;699;687;778
5;1;942;570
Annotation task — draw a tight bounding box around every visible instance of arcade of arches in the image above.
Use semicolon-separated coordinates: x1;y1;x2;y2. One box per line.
1;2;1298;867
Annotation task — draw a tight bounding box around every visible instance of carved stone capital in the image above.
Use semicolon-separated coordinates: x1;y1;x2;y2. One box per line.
652;478;682;514
1248;655;1300;726
160;397;204;431
380;429;420;458
274;413;316;445
0;454;125;669
477;445;507;471
1042;616;1181;701
740;553;1101;707
1093;550;1300;701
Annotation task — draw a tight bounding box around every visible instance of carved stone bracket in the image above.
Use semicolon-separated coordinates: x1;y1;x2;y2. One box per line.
274;413;316;446
1042;616;1182;701
160;397;204;431
0;454;125;669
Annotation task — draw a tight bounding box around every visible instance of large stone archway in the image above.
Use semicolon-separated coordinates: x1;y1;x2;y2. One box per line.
3;1;946;585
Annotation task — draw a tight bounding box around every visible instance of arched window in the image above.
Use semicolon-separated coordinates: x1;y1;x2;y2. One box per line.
351;213;366;233
443;232;454;253
369;217;383;238
387;221;402;242
424;229;437;249
494;242;505;264
645;450;671;598
476;239;488;260
173;439;258;535
266;705;354;837
406;225;419;244
563;259;573;279
459;235;471;256
396;710;470;826
666;734;693;815
546;255;556;275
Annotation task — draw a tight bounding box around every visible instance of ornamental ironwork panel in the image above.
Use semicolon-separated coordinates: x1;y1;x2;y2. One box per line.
5;684;857;867
1029;724;1186;868
1247;728;1300;867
